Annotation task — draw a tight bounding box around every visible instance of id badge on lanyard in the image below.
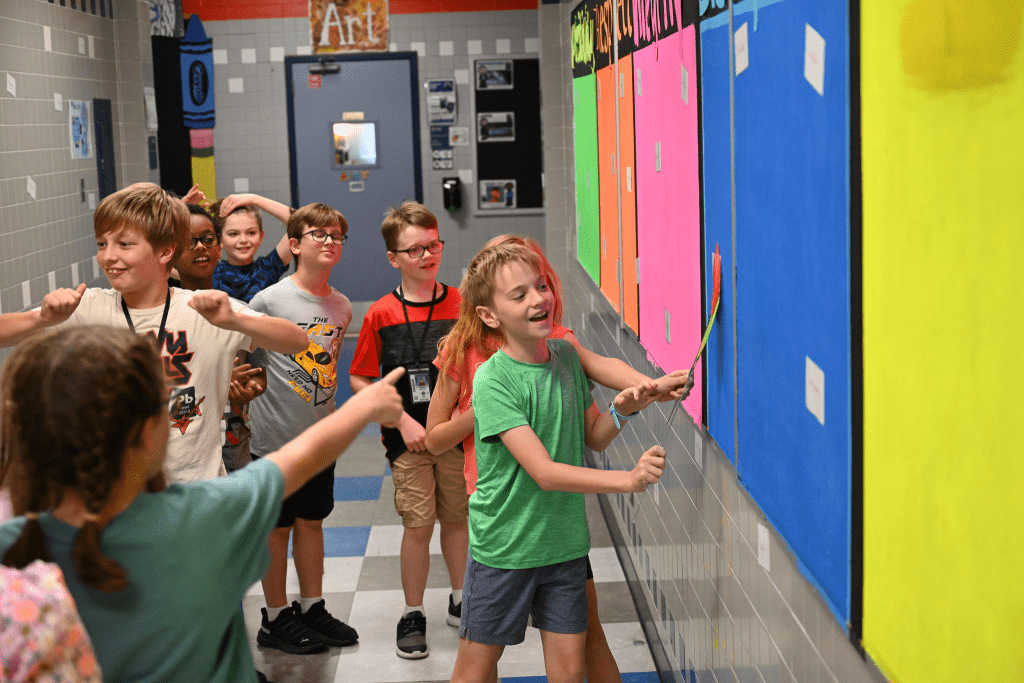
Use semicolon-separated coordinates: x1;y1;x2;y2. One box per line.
408;367;433;403
399;285;438;405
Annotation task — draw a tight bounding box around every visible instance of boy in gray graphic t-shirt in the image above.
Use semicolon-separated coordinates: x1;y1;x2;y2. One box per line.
247;203;356;654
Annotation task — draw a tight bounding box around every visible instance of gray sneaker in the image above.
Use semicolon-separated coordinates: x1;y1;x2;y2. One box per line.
396;610;428;659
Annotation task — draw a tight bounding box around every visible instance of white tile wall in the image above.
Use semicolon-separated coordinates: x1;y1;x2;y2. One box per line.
0;0;153;354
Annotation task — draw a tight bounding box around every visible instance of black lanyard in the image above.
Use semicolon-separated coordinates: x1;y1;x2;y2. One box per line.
398;283;438;366
121;289;171;351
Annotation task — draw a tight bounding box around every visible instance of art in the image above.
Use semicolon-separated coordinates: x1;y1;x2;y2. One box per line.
726;0;853;624
570;0;1024;678
634;25;703;425
311;0;389;53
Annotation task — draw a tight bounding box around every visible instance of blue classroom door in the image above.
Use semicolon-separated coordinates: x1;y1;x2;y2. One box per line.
286;53;423;304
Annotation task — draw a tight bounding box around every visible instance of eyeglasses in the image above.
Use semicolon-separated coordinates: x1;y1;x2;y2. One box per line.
190;234;219;250
302;229;348;245
393;240;445;259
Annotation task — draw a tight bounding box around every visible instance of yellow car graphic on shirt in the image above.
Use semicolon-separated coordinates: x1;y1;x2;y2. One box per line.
292;342;336;389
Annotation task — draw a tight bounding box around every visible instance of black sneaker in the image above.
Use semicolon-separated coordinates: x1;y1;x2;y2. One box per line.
294;599;359;647
257;606;326;654
446;594;461;627
396;610;428;659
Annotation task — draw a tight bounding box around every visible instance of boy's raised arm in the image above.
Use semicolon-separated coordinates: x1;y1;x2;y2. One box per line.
0;283;86;346
0;310;49;346
218;193;295;264
273;233;294;265
569;331;692;402
499;424;664;494
187;289;307;354
241;315;307;354
218;193;291;223
180;183;207;205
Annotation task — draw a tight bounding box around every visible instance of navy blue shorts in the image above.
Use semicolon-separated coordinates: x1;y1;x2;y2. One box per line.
459;554;588;646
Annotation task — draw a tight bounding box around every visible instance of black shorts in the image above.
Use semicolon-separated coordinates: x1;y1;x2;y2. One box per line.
253;454;336;528
585;553;594;581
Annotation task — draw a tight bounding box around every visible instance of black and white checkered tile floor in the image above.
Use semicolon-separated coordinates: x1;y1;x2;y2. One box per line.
241;434;662;683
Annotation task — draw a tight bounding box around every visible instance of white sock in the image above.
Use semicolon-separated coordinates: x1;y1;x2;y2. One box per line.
451;590;463;606
299;596;322;613
266;605;287;622
404;604;424;616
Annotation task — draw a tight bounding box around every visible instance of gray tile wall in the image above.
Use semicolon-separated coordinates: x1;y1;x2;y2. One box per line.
401;10;545;287
539;3;888;683
112;0;160;189
201;17;293;233
201;10;546;289
0;0;156;365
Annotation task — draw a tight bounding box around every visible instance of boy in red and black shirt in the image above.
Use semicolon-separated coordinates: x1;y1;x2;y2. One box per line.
349;201;465;660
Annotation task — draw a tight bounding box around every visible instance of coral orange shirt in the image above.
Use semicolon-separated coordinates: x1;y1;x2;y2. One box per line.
436;324;576;494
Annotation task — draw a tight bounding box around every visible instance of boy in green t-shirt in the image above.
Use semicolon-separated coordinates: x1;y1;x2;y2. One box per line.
445;239;667;683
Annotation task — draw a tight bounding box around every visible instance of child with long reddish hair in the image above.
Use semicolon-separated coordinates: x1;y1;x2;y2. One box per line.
432;238;679;683
429;234;690;492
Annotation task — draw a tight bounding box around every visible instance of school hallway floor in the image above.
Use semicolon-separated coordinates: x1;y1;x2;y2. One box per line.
241;434;662;683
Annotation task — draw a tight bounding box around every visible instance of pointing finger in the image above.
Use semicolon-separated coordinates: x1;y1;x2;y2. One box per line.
381;367;406;385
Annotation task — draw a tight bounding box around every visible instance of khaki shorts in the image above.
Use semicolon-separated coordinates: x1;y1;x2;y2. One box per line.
391;447;469;528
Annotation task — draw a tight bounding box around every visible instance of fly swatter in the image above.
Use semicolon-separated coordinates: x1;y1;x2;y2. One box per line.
668;244;721;425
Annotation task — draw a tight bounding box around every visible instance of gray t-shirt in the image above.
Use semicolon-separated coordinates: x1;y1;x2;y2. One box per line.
248;276;352;455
